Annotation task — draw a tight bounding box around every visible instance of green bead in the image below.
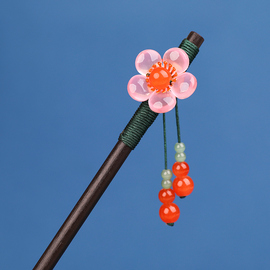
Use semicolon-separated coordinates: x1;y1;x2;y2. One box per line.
175;152;186;162
174;142;186;153
161;169;172;180
161;179;172;189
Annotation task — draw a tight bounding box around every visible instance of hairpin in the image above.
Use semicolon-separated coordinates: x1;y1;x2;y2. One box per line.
33;33;204;270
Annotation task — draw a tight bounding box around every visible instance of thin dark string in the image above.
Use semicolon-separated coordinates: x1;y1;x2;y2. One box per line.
175;99;181;143
163;113;167;170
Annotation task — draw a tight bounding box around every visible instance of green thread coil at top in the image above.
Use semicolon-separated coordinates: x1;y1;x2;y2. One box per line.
179;39;199;64
119;38;200;150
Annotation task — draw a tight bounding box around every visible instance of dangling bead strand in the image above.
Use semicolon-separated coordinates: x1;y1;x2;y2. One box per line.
158;114;179;226
159;169;179;226
172;100;194;199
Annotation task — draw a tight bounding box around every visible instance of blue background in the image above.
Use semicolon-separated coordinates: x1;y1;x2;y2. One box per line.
1;1;270;269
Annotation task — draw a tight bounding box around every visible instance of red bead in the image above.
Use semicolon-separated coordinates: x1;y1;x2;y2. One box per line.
159;203;180;223
149;67;172;90
173;176;194;197
172;161;189;177
158;188;175;204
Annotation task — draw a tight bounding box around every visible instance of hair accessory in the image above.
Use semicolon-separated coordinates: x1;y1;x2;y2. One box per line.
33;32;203;269
127;47;197;226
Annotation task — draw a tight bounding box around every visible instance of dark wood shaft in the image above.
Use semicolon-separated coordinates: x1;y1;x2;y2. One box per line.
33;141;132;270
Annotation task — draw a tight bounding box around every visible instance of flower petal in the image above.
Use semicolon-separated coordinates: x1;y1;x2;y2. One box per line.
171;72;197;99
127;75;151;102
135;50;162;76
148;91;176;113
163;48;189;74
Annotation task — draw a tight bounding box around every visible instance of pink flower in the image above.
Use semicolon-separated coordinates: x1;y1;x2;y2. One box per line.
127;48;197;113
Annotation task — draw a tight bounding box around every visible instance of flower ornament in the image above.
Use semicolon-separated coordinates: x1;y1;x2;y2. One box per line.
127;48;197;113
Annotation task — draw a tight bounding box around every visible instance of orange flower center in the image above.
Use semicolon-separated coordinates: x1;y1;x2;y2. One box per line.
149;67;172;91
146;62;178;93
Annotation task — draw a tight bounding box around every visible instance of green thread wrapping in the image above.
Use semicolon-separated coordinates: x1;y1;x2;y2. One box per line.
178;39;199;64
175;100;181;143
119;38;199;150
119;101;158;150
163;114;167;169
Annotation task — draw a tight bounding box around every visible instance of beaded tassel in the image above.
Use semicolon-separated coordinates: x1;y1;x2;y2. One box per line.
158;101;194;226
